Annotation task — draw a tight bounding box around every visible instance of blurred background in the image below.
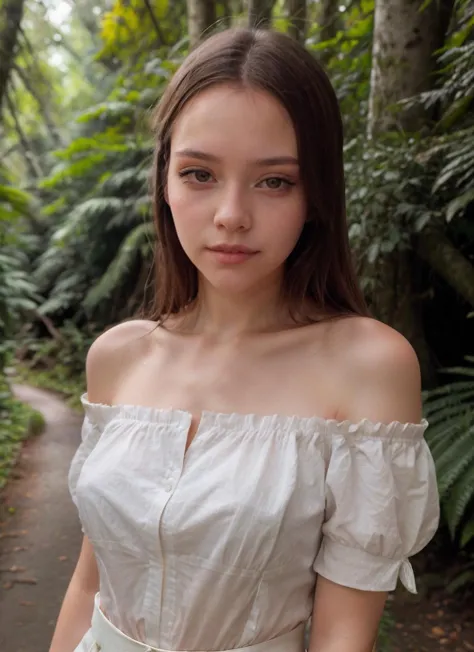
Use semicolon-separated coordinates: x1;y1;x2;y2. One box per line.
0;0;473;650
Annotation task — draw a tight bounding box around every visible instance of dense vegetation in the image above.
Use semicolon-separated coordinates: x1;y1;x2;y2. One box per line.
0;0;473;646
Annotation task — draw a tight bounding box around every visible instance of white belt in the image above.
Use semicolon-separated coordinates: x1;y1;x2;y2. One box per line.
91;593;306;652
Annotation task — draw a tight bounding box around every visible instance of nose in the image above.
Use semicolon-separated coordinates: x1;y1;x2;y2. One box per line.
213;184;251;232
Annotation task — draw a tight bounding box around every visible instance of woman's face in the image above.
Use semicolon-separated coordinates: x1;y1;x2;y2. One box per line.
166;84;306;296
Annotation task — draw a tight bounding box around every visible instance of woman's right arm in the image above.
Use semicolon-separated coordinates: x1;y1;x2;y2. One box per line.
49;535;99;652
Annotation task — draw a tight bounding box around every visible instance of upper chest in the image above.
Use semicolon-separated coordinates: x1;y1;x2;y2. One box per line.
114;327;343;421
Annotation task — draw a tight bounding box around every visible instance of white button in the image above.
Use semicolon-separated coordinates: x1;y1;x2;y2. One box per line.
164;481;173;493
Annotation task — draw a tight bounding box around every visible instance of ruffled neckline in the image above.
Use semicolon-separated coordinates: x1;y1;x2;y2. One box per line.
80;393;428;441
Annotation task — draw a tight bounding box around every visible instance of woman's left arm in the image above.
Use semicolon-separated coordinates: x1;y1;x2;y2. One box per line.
309;577;386;652
309;321;439;651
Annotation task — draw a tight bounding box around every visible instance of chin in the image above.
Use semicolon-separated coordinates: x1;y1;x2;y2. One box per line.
206;275;258;295
199;265;282;296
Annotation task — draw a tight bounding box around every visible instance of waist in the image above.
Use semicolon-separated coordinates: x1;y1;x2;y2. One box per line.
91;593;306;652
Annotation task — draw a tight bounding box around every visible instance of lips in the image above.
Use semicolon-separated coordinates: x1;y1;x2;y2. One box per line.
208;244;258;254
206;244;259;264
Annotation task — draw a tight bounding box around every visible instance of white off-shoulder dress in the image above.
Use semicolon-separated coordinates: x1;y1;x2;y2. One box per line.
69;394;440;651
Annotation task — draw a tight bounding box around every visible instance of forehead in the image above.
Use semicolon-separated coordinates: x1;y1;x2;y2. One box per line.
170;84;297;159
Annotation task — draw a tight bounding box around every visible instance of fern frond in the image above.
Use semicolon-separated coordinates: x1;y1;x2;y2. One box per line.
0;184;31;214
435;421;474;475
83;222;154;311
38;292;79;316
41;154;108;189
99;166;150;195
428;421;463;459
76;101;135;124
52;197;125;244
424;359;474;540
35;247;73;289
424;402;471;427
445;461;474;537
436;424;474;495
423;382;474;409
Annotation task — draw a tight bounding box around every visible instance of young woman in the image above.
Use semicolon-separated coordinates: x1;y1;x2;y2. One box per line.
50;27;440;652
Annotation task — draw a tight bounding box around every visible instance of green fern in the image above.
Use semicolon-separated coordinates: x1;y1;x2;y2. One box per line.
52;197;126;244
424;360;474;547
83;221;154;311
0;172;39;367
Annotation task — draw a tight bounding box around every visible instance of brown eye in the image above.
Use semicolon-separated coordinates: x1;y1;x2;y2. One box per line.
266;178;283;189
194;170;211;183
260;177;294;190
179;169;213;183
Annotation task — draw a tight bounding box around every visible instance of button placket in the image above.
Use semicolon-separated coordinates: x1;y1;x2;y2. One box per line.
154;418;190;645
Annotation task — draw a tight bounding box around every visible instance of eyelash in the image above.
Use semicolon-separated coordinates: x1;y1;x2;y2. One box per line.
178;169;296;189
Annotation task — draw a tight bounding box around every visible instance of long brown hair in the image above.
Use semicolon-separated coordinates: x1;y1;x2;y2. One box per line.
148;27;368;323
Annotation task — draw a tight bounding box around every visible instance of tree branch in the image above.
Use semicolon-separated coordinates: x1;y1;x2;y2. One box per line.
5;92;44;178
143;0;167;44
417;228;474;308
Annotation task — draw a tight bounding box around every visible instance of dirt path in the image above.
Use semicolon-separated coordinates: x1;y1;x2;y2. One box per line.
0;385;83;652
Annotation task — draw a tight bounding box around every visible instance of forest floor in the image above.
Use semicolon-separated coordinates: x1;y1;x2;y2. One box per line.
0;384;473;652
389;575;474;651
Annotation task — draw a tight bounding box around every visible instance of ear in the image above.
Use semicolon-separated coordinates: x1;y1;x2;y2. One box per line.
164;184;169;204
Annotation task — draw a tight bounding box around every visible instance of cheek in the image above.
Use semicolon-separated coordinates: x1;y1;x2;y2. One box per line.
166;181;202;241
263;197;306;256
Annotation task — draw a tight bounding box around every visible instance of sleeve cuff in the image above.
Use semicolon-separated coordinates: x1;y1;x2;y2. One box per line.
313;537;417;594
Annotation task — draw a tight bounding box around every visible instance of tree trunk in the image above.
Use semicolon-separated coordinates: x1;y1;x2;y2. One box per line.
319;0;339;43
248;0;274;28
0;0;26;114
13;65;64;147
368;0;439;137
187;0;217;48
287;0;306;43
366;0;450;386
417;228;474;308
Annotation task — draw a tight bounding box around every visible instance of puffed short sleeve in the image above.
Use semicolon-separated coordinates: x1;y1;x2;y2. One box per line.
313;419;440;593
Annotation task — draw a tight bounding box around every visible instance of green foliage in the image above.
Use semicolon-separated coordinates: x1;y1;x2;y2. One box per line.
307;0;374;137
424;358;474;547
22;320;95;379
0;376;45;491
98;0;187;69
342;8;474;298
344;135;441;290
0;169;40;368
15;320;94;409
411;4;474;225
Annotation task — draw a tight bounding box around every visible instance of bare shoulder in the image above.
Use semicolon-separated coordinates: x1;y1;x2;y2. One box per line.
86;319;157;404
329;316;422;424
333;315;420;376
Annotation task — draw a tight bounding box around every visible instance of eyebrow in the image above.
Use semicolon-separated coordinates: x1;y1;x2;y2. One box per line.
175;149;299;166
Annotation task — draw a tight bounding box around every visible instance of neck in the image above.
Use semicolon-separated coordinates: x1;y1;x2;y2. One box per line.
179;274;292;340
